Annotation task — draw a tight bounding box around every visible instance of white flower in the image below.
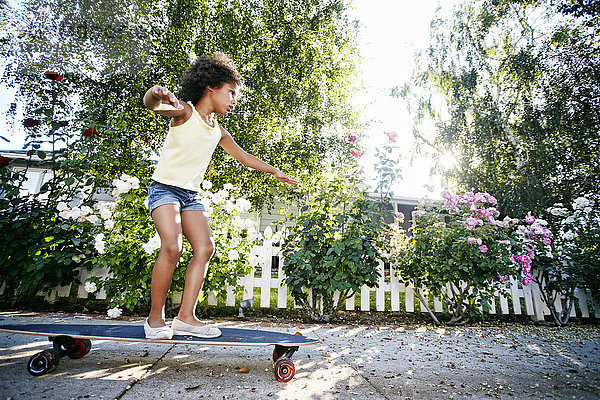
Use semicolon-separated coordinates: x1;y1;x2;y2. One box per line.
224;200;236;213
84;281;97;293
59;210;72;220
57;202;69;211
128;176;140;190
228;249;240;261
112;179;128;196
87;215;100;224
235;198;252;213
98;202;114;219
224;183;234;190
94;233;106;254
202;180;213;190
104;219;115;230
81;205;94;216
249;253;265;267
107;306;122;319
263;226;274;243
584;207;593;214
562;231;578;241
211;190;227;204
573;197;591;210
231;216;245;229
70;206;83;219
142;234;161;255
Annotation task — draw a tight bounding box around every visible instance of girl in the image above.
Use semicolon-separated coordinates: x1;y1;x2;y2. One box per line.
142;53;297;339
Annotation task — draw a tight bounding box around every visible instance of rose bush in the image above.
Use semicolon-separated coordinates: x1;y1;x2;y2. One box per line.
389;190;552;325
0;71;102;304
541;194;600;326
74;176;259;316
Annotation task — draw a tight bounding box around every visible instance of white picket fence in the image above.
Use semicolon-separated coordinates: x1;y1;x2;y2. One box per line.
20;244;600;321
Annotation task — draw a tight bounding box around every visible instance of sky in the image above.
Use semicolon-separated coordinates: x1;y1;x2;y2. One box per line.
348;0;463;199
0;0;463;199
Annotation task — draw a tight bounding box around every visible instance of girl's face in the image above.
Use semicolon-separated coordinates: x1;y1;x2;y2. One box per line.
209;82;240;115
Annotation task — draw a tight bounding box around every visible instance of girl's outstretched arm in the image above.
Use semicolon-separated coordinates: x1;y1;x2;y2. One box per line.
219;127;298;186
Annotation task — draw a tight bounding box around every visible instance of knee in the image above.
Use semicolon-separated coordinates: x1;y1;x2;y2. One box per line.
195;242;215;261
161;242;183;262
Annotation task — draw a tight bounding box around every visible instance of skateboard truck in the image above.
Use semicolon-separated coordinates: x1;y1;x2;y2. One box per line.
272;344;299;383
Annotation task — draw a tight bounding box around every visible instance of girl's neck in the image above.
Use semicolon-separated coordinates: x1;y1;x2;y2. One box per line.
195;104;215;127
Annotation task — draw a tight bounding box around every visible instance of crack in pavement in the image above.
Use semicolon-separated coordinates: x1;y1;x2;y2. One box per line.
115;343;176;400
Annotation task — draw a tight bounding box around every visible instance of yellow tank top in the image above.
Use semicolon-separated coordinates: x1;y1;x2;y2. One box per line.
151;102;222;192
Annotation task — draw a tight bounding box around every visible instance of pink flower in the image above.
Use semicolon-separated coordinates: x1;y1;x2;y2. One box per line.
521;274;533;285
525;212;535;224
509;255;517;263
385;131;398;142
543;237;552;246
350;149;362;158
464;216;481;230
467;237;481;245
498;275;509;283
423;184;435;192
479;245;488;253
347;134;357;144
517;254;532;265
395;212;404;221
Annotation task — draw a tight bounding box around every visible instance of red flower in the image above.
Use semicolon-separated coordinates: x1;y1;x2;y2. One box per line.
44;71;63;81
23;118;40;128
347;134;357;144
0;156;10;168
59;121;69;127
82;128;99;138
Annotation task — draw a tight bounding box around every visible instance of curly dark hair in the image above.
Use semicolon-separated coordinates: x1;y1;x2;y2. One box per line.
177;53;242;104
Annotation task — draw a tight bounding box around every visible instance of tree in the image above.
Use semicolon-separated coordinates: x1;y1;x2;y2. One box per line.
400;0;599;218
0;0;361;305
1;0;361;206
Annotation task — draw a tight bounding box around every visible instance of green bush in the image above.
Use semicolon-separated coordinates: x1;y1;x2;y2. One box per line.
280;177;388;322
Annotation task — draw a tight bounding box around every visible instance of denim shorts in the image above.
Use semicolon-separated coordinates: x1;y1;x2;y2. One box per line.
147;180;206;214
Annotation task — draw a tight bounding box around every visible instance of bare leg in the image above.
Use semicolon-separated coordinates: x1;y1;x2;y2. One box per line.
148;205;183;328
176;210;214;325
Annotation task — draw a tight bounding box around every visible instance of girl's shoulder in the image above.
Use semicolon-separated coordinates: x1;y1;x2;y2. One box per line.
170;102;194;128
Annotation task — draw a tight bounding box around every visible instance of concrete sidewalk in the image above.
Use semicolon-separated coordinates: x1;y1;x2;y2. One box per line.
0;312;598;399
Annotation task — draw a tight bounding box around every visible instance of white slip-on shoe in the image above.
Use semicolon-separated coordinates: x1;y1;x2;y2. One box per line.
144;318;174;340
172;317;222;338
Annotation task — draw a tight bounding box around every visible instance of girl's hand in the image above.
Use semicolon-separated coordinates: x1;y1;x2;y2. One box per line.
274;170;298;186
148;85;184;111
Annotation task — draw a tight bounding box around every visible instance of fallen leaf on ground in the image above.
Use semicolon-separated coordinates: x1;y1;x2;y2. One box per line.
238;367;250;373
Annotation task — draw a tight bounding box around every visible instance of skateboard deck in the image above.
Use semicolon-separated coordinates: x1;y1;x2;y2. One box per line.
0;323;319;382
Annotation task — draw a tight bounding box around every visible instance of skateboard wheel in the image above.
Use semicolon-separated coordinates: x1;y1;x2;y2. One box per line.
28;349;60;376
69;339;92;359
274;358;295;382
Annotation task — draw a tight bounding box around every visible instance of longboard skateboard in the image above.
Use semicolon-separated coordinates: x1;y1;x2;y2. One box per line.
0;323;319;382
